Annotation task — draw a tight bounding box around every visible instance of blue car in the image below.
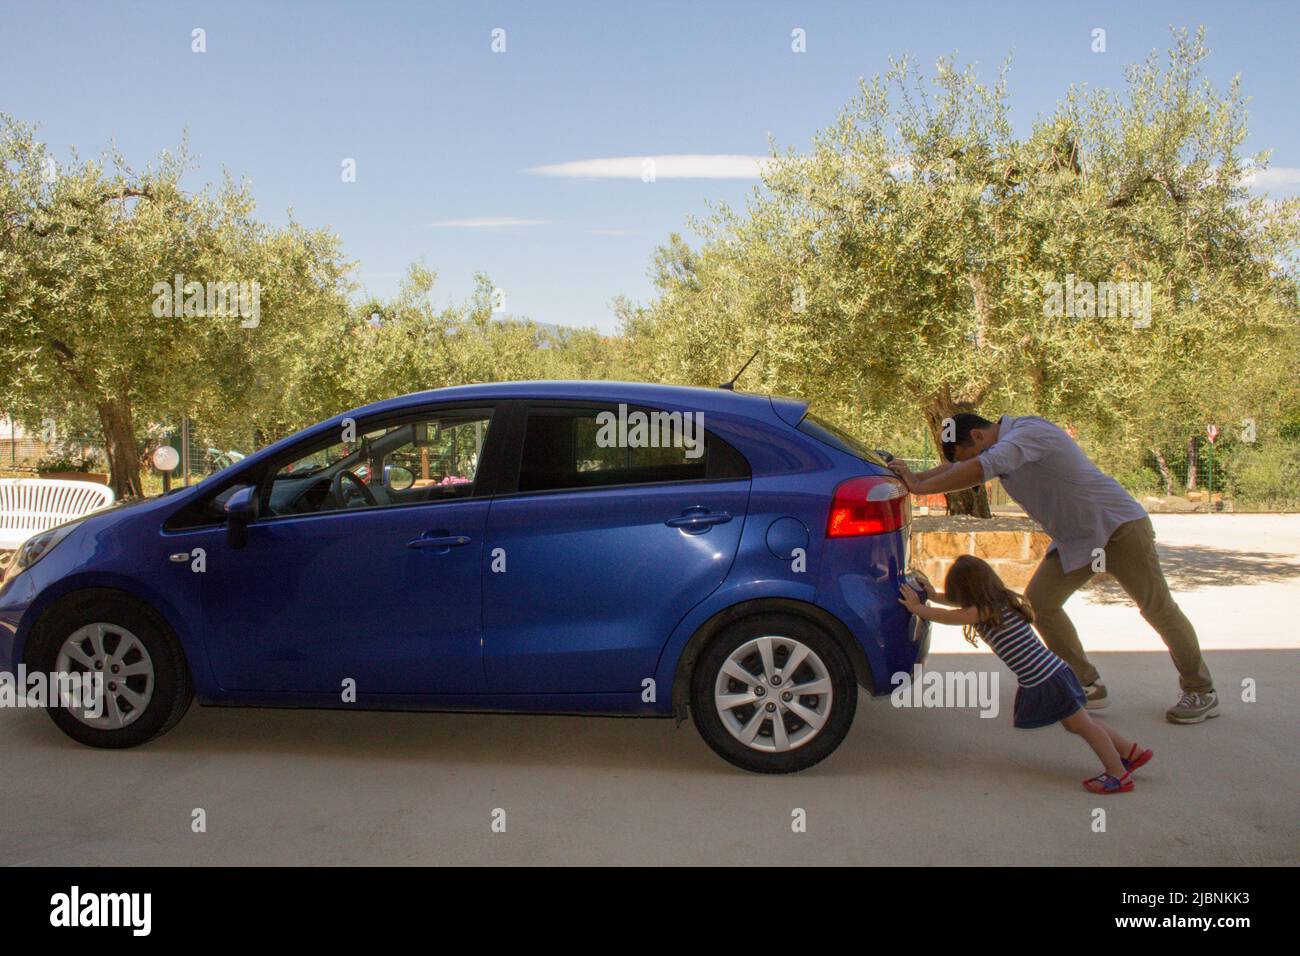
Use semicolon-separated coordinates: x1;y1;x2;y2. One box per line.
0;381;928;773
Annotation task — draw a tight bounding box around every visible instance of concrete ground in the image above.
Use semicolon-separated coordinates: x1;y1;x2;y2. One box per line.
1;514;1296;866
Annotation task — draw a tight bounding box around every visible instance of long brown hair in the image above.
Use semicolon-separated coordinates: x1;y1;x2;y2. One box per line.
943;555;1035;647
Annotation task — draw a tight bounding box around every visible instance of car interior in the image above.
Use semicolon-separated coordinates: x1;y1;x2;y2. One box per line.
265;412;492;517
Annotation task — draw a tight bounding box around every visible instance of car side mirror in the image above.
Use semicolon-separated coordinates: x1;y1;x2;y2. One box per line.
384;465;415;491
224;484;259;549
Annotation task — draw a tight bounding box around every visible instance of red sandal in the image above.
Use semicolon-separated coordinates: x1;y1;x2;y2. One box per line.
1122;744;1154;773
1083;772;1134;794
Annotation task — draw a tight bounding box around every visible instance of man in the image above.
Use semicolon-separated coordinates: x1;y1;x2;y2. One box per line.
888;412;1217;724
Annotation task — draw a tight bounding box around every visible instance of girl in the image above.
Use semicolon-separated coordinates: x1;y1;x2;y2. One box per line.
899;555;1153;793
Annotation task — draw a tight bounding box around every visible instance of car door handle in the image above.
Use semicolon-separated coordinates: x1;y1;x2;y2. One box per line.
665;510;732;532
406;534;472;550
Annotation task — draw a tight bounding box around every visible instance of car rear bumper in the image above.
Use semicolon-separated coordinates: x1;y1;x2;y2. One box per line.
814;531;932;693
909;610;931;665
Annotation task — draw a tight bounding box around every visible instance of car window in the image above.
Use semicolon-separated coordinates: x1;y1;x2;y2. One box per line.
797;413;888;467
274;429;384;482
266;409;493;516
517;405;749;493
383;415;489;493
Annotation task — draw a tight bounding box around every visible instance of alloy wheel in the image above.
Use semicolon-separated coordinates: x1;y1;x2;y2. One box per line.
713;635;833;752
54;623;156;730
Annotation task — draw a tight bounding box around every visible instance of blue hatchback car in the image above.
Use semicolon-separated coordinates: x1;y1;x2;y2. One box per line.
0;381;929;772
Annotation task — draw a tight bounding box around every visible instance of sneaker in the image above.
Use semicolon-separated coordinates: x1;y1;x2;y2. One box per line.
1083;772;1134;794
1083;682;1109;710
1167;690;1219;724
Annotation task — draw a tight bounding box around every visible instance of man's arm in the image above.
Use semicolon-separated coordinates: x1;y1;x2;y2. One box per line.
911;463;953;481
887;459;948;486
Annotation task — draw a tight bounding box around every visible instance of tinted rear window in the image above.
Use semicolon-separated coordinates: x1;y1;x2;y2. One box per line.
797;414;887;466
518;405;750;493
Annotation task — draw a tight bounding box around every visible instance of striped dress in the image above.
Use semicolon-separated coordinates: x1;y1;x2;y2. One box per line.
977;605;1066;687
976;602;1087;729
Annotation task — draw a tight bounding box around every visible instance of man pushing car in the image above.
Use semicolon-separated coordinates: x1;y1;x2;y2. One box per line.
887;412;1218;724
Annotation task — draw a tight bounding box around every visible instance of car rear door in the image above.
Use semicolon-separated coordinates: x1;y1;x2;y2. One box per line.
482;401;751;694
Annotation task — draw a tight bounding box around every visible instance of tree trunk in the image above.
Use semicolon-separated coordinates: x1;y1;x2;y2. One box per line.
1186;436;1198;491
97;400;143;499
1151;447;1173;496
922;387;991;518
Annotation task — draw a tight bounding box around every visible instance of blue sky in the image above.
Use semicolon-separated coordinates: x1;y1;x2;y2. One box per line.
2;0;1296;332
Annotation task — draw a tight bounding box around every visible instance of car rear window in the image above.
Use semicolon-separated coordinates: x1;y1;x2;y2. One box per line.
517;405;750;493
797;414;888;467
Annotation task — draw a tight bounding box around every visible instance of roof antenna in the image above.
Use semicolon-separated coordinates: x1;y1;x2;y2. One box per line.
718;348;761;390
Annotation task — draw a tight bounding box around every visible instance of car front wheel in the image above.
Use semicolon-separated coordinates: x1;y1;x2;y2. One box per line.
690;614;857;773
28;593;193;749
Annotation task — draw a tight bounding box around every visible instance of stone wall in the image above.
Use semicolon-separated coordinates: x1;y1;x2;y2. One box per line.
911;516;1051;591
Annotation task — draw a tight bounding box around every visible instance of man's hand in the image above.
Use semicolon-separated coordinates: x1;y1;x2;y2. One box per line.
887;459;921;493
890;457;985;496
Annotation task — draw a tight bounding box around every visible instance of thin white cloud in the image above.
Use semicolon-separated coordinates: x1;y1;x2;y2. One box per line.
526;154;775;179
1240;167;1300;191
431;217;549;228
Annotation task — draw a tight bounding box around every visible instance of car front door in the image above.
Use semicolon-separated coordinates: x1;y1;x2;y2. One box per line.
482;402;752;694
197;405;497;696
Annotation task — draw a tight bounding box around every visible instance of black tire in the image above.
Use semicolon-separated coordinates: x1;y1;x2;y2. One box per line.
690;613;857;773
27;592;193;749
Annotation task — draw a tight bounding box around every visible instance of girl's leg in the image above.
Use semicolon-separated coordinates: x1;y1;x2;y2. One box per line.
1088;717;1135;757
1060;709;1126;777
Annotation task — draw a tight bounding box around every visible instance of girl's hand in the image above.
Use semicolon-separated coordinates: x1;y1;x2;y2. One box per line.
898;585;922;613
911;570;937;601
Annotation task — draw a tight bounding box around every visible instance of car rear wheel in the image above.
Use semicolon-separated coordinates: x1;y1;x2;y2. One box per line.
690;614;857;773
28;594;193;749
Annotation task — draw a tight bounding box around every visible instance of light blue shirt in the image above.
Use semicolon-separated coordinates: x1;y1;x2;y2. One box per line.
978;415;1148;573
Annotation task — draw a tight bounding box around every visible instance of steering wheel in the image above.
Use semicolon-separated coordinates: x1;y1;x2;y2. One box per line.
330;468;377;509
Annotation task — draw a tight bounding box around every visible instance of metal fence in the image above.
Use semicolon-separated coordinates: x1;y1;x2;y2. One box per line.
0;419;253;492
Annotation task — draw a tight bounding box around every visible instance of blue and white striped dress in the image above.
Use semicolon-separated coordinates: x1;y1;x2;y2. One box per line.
976;603;1088;729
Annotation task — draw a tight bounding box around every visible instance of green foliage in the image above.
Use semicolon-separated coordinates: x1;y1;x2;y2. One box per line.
1112;465;1162;498
1223;439;1300;508
35;447;104;474
0;107;626;494
270;267;628;441
0;114;353;494
624;29;1300;486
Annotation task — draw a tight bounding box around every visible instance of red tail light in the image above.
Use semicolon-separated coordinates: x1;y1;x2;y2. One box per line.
827;476;911;537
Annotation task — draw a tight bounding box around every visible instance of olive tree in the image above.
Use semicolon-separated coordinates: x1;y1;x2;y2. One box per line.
625;29;1299;514
0;117;352;495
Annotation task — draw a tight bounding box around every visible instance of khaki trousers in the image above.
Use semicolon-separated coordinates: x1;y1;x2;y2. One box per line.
1025;516;1214;693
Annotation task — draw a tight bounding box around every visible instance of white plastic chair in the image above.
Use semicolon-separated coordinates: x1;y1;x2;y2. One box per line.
0;478;116;552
